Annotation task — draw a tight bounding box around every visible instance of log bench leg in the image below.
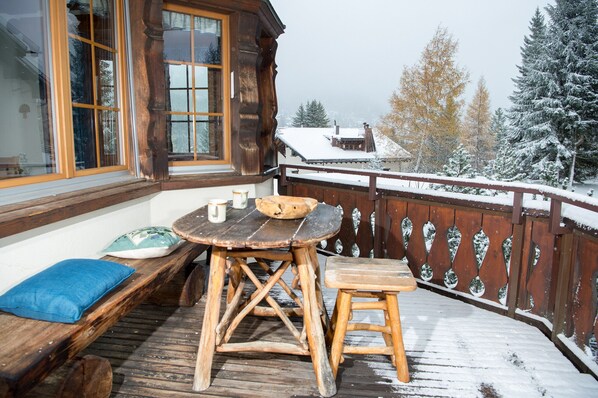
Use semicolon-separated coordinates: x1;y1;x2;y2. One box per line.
26;355;112;398
386;293;409;382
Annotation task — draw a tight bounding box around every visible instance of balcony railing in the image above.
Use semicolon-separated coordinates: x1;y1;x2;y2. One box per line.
278;163;598;377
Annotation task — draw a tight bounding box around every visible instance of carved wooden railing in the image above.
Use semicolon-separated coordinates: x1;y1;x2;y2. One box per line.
278;164;598;377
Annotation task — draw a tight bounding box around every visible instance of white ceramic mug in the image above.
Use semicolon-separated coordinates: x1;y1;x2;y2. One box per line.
208;199;227;223
232;189;249;209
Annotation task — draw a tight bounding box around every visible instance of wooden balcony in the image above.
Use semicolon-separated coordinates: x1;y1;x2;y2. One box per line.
28;255;598;397
20;164;598;397
278;164;598;381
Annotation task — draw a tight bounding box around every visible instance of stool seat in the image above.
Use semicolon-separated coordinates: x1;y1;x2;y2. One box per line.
325;257;416;383
325;257;417;292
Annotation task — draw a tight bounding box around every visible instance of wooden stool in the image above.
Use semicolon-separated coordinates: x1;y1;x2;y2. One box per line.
325;257;416;382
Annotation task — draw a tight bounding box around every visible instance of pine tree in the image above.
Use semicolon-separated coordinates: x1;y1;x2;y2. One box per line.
434;144;476;194
508;2;598;185
365;153;384;170
490;108;509;150
305;100;330;127
293;100;330;128
292;104;307;127
462;77;494;173
380;26;469;173
543;0;598;186
507;8;551;181
487;144;526;183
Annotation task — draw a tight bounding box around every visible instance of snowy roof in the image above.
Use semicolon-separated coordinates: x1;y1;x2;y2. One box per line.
276;127;411;163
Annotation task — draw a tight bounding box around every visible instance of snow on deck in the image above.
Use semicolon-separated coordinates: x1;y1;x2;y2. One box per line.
328;284;598;397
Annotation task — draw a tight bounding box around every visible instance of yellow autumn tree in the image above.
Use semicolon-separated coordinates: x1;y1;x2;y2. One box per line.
462;77;494;172
380;27;469;172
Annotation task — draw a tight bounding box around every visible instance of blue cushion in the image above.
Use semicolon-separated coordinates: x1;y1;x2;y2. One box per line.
0;259;135;323
102;226;183;259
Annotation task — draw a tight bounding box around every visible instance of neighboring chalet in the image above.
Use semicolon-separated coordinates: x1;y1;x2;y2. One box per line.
276;124;411;171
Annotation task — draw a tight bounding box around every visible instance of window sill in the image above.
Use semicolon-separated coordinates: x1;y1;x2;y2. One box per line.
0;179;161;239
0;170;278;239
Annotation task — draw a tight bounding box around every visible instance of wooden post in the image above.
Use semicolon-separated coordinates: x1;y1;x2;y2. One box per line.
193;246;227;391
374;196;387;258
551;232;575;340
507;221;526;318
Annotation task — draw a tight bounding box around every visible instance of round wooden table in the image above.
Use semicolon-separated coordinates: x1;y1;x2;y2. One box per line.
173;199;341;397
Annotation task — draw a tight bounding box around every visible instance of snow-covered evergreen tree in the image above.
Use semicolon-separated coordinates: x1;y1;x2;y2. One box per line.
507;7;552;182
292;104;307;127
434;144;477;194
490;108;509;150
487;144;526;183
508;2;598;186
365;153;384;170
305;100;330;127
543;0;598;186
292;100;330;127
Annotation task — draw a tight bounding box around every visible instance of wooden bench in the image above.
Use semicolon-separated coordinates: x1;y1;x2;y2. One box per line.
0;241;207;398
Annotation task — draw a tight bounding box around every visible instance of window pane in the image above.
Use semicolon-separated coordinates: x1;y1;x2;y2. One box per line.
163;11;190;62
67;0;91;39
92;0;114;48
69;37;93;104
98;109;120;167
165;64;191;112
96;47;116;107
194;16;221;65
0;0;57;179
194;67;222;113
167;114;193;160
73;107;96;170
196;116;223;159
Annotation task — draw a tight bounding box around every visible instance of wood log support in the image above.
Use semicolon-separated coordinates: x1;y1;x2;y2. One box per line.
28;355;112;398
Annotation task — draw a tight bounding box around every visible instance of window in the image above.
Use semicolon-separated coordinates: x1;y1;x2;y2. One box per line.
162;5;230;166
67;0;124;172
0;0;128;188
0;1;56;182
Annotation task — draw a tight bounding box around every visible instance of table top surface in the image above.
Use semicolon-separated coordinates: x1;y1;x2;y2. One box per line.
172;199;342;249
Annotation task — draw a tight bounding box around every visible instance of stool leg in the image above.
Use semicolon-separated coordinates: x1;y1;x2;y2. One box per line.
329;290;352;379
326;290;342;346
381;300;396;366
386;293;409;382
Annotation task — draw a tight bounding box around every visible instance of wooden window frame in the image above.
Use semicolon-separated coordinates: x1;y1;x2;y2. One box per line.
163;3;231;169
0;0;130;189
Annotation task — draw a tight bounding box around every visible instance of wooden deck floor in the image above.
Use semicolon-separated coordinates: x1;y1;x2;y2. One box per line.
34;260;598;397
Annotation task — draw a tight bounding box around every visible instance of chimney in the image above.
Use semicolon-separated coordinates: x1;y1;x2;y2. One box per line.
335;121;339;135
364;124;375;153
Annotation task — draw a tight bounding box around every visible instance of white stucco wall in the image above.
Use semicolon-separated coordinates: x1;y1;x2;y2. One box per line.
150;179;273;226
0;179;274;294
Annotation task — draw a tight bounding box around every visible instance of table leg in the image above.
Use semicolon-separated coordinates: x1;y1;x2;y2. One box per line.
294;246;337;397
308;245;330;332
193;246;227;391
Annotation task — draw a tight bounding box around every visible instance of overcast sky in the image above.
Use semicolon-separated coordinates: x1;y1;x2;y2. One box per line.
270;0;553;127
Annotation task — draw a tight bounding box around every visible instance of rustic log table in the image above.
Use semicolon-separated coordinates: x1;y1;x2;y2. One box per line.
172;199;341;397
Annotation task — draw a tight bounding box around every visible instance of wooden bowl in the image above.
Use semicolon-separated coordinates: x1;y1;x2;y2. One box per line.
255;195;318;219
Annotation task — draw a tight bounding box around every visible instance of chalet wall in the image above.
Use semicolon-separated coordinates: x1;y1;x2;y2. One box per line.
0;180;273;294
0;197;153;294
150;179;273;226
130;0;283;179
